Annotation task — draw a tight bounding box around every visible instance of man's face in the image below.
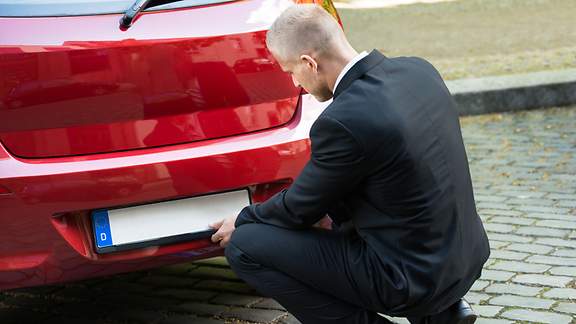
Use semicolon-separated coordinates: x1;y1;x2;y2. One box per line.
273;51;333;102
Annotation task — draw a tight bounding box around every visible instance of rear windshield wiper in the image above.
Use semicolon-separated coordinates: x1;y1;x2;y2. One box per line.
119;0;152;29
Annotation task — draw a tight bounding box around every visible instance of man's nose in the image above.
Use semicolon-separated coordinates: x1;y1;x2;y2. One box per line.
291;74;300;88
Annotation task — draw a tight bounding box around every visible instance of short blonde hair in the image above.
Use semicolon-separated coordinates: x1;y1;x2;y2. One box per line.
266;4;343;62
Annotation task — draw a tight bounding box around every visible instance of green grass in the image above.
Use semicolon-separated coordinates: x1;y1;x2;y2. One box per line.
339;0;576;79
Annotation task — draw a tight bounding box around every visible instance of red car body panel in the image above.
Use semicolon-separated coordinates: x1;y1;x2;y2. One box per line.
0;94;328;290
0;0;337;290
0;0;300;158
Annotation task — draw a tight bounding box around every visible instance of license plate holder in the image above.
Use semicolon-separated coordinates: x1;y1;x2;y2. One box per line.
91;189;251;253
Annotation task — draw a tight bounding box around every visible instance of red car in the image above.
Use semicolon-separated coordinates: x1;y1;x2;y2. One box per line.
0;0;342;290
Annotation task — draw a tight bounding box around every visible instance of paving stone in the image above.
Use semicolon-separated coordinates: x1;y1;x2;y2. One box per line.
484;283;542;296
526;255;576;266
0;308;52;324
189;318;226;324
95;281;149;294
514;226;569;237
470;280;490;291
535;219;576;229
488;260;550;273
188;266;240;280
491;185;535;192
472;305;502;317
475;319;512;324
483;223;515;233
252;298;286;310
152;288;219;301
547;193;576;200
542;288;576;299
11;285;62;296
536;186;575;195
158;315;221;324
149;263;199;276
505;243;554;254
500;191;546;198
554;302;576;314
525;213;576;221
508;198;556;206
552;248;576;257
54;301;113;318
479;209;523;217
488;250;528;261
139;275;200;288
192;257;229;267
514;205;571;214
486;233;532;243
210;293;262;307
193;280;258;294
475;195;508;202
108;271;147;282
487;240;509;249
488;294;554;309
50;286;96;301
549;266;576;276
535;237;576;248
221;306;286;323
557;200;576;207
489;216;534;226
170;302;228;316
98;293;174;309
500;308;573;324
512;274;574;287
463;291;490;304
476;202;511;210
2;295;60;311
43;317;109;324
108;309;166;323
479;269;515;282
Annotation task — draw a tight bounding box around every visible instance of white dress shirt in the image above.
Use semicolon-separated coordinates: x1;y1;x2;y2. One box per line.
333;50;369;93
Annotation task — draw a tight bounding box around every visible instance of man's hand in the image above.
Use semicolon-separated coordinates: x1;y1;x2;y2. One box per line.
312;214;333;230
209;215;237;248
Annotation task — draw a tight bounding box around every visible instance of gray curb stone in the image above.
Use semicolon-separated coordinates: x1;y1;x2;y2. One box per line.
446;69;576;115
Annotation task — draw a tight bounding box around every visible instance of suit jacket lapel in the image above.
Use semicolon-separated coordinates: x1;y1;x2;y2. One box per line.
333;49;386;99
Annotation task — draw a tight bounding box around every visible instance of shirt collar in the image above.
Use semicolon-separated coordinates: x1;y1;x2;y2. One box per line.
333;50;369;94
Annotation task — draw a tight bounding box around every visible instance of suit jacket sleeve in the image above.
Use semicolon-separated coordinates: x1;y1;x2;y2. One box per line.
234;115;368;229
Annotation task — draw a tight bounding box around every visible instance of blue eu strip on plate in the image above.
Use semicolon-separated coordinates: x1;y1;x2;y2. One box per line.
92;209;113;249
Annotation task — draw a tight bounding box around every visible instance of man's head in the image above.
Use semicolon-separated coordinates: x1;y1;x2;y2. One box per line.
266;4;357;102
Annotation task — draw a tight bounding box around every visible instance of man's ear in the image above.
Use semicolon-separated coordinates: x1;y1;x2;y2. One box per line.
300;54;318;73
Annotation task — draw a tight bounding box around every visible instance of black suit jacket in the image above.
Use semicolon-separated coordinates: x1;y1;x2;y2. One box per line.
235;49;490;317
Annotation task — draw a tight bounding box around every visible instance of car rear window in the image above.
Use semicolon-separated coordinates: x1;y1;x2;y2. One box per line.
0;0;236;17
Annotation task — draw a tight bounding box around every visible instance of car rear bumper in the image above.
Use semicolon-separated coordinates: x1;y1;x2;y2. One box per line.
0;94;328;290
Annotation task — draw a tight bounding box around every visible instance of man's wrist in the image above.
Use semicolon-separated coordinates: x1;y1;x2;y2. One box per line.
234;204;256;228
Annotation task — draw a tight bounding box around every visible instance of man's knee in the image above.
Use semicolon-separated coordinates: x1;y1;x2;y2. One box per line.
228;223;267;252
225;223;268;269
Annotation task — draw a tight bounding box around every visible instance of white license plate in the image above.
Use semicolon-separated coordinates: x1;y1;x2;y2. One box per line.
91;189;250;253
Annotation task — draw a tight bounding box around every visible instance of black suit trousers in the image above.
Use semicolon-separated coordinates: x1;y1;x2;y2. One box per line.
225;223;397;324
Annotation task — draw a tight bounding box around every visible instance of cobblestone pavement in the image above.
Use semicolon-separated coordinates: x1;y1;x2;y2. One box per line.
1;106;575;323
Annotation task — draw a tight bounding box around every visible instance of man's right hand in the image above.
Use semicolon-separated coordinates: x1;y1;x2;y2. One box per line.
209;215;237;248
312;214;333;230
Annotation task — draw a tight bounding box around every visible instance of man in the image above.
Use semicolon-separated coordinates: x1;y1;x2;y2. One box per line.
209;4;490;324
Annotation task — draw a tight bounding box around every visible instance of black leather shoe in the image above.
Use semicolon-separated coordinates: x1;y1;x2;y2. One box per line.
428;299;477;324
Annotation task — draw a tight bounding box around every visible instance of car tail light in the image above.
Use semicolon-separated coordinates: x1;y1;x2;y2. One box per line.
294;0;342;26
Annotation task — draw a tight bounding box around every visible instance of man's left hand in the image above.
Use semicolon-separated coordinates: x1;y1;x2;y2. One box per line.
209;215;237;247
